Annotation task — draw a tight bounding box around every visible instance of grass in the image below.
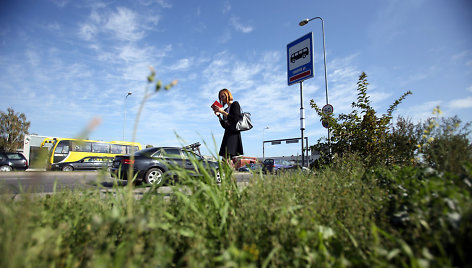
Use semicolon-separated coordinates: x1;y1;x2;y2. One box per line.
0;155;471;267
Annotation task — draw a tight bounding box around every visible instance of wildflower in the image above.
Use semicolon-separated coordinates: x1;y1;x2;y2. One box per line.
165;80;178;90
428;137;434;143
147;66;156;83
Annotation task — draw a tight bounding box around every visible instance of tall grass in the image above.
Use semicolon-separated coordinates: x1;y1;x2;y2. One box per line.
0;154;470;267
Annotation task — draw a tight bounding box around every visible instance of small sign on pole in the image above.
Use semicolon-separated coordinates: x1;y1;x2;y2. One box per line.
322;120;329;129
322;104;334;115
287;32;314;86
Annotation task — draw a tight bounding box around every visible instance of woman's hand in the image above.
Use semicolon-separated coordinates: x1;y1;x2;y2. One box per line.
213;105;225;115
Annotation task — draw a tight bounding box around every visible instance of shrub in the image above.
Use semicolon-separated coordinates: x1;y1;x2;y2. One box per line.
310;72;412;168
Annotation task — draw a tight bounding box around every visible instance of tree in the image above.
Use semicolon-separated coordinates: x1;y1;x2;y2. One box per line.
416;112;472;176
0;108;31;152
310;72;412;167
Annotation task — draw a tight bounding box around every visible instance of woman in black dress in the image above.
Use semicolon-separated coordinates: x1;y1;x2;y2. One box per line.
212;88;244;164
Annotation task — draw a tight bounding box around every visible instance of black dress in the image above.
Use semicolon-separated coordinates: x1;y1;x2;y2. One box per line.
219;101;244;158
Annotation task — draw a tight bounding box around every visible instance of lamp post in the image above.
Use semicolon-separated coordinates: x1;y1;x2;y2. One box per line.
262;126;269;161
299;17;331;153
123;91;132;141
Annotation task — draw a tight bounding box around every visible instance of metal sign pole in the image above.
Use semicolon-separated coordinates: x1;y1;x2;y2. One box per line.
300;81;305;167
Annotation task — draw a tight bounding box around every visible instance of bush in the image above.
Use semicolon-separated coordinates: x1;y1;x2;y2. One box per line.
0;154;470;267
310;72;412;168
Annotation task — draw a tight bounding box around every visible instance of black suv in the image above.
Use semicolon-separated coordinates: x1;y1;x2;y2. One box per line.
110;146;221;185
0;152;28;172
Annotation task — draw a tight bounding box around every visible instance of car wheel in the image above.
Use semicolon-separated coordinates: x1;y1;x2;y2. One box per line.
215;169;222;183
0;165;12;172
145;168;163;185
62;165;74;172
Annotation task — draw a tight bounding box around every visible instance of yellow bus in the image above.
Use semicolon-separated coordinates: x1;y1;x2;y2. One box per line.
40;138;142;170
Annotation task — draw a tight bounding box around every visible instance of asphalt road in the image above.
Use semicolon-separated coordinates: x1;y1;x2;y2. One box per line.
0;170;253;195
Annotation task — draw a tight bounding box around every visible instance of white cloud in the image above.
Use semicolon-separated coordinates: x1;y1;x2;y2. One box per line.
452;50;472;61
223;1;231;14
230;17;254;33
448;96;472;109
45;22;61;32
49;0;70;8
217;30;231;44
25;50;40;66
169;58;192;71
155;0;172;8
78;7;152;42
78;23;97;40
400;101;442;122
105;7;145;41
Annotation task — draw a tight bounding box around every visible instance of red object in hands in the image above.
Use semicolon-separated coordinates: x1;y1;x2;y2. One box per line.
211;101;223;109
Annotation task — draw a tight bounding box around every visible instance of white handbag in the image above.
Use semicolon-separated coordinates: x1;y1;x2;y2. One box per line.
236;108;253;132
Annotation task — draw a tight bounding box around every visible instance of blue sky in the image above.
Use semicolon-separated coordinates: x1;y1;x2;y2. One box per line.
1;0;471;158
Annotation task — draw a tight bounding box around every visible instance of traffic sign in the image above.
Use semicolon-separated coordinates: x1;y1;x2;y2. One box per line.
322;120;329;128
322;104;334;115
287;32;314;86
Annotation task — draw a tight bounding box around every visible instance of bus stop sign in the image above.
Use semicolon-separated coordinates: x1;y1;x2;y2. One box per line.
287;32;314;86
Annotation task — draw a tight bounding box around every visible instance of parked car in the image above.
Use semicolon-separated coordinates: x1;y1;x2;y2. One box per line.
238;163;263;173
0;152;28;172
50;156;114;171
110;146;221;185
262;158;294;174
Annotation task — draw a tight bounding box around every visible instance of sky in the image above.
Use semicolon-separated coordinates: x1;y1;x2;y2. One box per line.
1;0;471;158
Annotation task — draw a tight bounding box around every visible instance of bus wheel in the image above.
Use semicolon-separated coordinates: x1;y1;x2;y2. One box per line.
62;165;74;172
145;168;163;185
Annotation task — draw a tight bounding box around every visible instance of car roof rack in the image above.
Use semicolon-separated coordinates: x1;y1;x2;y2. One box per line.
183;142;201;156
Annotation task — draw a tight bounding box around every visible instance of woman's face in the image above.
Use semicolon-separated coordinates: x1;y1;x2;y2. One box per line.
219;92;227;104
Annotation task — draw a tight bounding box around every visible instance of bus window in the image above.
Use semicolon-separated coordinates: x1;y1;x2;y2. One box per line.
92;143;110;153
111;144;126;154
54;140;70;154
72;141;92;152
127;146;139;154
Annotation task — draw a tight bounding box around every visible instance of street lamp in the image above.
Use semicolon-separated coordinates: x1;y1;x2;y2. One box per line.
299;17;331;153
123;91;132;141
262;126;269;161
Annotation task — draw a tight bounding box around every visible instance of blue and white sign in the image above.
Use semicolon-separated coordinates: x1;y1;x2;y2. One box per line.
287;32;314;86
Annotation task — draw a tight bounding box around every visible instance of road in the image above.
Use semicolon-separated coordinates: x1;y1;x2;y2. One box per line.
0;170;253;195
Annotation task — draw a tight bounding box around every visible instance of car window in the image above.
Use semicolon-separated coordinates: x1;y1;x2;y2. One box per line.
6;153;23;160
161;148;182;158
182;151;202;160
134;147;159;157
0;154;5;160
